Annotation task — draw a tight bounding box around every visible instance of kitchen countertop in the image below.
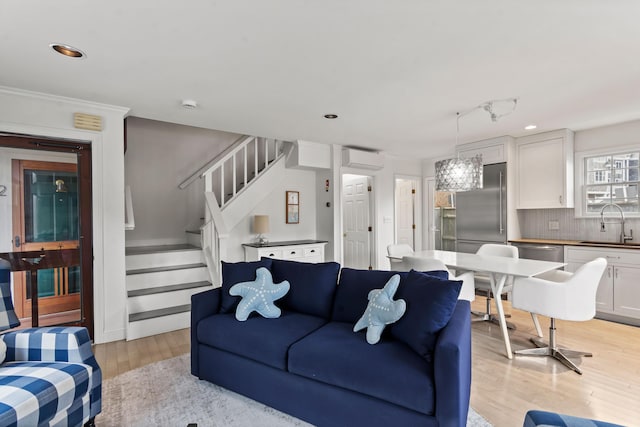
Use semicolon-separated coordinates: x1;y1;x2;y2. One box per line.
242;239;328;248
509;238;640;250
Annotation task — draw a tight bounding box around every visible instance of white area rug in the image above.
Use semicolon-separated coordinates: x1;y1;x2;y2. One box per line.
101;354;492;427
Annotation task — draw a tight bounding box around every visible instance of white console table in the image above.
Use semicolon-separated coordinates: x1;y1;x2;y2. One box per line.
243;240;328;263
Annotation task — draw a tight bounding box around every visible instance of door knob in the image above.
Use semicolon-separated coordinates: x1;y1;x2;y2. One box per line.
13;235;21;248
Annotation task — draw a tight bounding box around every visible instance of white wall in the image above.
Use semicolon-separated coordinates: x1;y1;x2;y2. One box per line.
124;117;241;247
334;151;423;270
0;86;129;344
575;119;640;152
224;168;319;261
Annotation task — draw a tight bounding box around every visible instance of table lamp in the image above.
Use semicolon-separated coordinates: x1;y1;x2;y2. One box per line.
254;215;270;245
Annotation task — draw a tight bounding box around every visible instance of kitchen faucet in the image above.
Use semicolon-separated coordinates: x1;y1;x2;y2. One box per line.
600;202;633;243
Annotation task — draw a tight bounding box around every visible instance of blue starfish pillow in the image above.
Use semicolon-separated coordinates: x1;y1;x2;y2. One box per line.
229;267;290;321
353;274;406;344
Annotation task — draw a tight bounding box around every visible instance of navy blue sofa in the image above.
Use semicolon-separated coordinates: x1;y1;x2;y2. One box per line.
191;258;472;427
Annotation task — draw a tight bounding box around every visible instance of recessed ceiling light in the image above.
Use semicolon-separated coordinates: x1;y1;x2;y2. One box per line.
524;124;537;130
324;114;338;119
50;43;85;59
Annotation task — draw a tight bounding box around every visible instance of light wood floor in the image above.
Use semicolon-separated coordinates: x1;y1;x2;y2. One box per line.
93;299;640;427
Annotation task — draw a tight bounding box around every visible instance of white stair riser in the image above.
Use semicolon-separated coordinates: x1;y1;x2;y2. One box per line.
128;287;212;314
126;249;204;271
186;232;202;248
126;311;190;341
126;267;209;291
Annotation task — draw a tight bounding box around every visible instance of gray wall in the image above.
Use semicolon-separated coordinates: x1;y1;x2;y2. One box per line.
124;117;240;247
518;208;640;243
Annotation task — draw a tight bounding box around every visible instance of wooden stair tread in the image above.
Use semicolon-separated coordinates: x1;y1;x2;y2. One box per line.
125;244;200;256
127;263;206;275
129;304;191;322
128;281;211;297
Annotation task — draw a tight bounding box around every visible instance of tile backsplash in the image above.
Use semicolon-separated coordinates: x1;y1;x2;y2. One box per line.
518;208;639;243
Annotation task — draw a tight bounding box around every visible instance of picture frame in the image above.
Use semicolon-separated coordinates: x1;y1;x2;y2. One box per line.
286;191;299;224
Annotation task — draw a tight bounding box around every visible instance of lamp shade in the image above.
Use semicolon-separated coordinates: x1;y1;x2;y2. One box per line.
253;215;270;234
435;154;483;192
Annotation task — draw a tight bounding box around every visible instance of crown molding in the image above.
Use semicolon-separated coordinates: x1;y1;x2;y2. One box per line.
0;85;130;115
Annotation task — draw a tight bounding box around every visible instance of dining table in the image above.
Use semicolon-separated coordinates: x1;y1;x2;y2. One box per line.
388;249;566;359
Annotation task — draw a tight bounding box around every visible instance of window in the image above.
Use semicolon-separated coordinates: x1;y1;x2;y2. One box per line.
584;151;639;214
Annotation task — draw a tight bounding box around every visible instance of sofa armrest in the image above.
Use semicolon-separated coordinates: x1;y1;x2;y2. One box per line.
1;326;102;419
191;287;221;377
433;300;472;427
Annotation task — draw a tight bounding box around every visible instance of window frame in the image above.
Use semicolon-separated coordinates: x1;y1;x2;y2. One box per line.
575;144;640;218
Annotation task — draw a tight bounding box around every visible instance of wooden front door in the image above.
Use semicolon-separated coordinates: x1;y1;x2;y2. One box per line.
11;159;81;321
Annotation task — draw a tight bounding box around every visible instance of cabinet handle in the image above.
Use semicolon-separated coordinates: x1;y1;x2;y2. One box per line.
310;249;315;253
269;253;275;257
290;251;296;255
605;255;621;260
615;267;619;279
607;266;612;279
559;195;563;205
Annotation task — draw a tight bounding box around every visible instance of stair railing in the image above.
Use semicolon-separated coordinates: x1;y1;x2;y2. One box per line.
181;135;286;284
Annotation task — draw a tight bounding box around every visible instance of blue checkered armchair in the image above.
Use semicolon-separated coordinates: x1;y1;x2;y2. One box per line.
0;262;101;427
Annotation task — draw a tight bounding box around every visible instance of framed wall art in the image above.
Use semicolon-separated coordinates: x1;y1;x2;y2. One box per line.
286;191;299;224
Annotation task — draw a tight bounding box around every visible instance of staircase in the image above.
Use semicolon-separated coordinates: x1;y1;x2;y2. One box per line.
125;244;212;340
124;135;287;340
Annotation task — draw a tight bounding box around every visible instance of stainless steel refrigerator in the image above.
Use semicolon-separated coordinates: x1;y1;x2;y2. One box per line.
455;162;507;254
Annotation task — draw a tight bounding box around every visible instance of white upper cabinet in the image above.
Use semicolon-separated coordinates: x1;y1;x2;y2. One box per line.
515;129;574;209
456;135;513;165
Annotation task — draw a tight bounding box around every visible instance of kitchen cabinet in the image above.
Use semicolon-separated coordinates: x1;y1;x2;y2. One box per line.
516;129;574;209
456;135;513;165
243;240;327;263
565;246;640;325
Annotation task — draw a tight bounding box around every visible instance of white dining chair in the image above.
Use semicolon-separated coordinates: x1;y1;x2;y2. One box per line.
473;244;519;328
387;244;414;270
400;256;475;302
511;257;607;374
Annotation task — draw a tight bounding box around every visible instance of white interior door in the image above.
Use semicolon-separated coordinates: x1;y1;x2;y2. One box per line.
395;178;416;249
342;174;371;269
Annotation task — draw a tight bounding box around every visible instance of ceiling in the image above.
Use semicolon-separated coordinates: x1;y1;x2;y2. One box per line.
2;1;640;159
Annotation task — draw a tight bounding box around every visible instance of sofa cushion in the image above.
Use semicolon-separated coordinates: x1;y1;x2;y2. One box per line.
229;267;290;321
220;259;273;314
196;311;327;370
270;259;340;319
390;270;462;359
288;321;436;415
0;361;92;427
353;274;406;344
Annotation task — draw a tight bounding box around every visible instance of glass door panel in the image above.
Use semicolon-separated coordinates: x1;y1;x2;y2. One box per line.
12;159;82;324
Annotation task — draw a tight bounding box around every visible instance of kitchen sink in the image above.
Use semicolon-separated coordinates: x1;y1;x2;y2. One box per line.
579;240;640;247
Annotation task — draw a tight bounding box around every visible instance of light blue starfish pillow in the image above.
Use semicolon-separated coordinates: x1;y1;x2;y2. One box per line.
353;274;406;344
229;267;290;321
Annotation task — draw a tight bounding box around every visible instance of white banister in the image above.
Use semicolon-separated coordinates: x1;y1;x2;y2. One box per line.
181;134;286;284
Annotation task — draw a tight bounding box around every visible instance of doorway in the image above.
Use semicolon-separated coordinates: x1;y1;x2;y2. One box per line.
0;134;93;336
342;174;374;270
11;159;81;320
394;176;420;250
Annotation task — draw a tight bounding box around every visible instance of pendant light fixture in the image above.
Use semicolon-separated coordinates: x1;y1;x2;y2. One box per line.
435;154;483;192
435;97;517;192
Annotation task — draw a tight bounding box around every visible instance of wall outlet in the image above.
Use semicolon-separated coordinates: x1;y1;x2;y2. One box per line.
548;220;560;231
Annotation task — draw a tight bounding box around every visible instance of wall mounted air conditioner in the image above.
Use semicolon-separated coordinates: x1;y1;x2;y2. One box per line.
342;148;384;170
